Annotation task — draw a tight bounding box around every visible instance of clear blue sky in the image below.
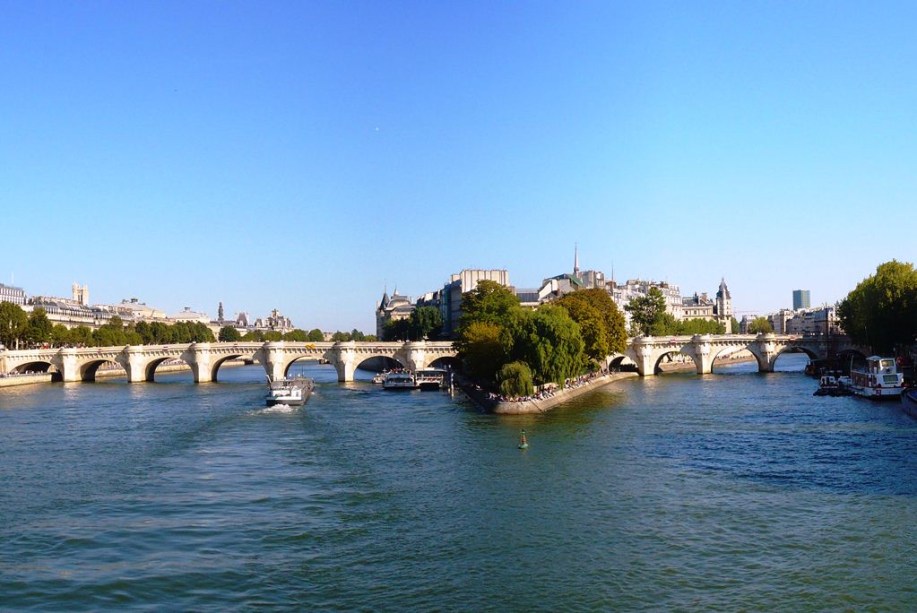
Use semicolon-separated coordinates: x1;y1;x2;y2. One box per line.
2;1;915;332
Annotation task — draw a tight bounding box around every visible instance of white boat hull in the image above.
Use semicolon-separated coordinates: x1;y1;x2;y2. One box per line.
265;376;314;406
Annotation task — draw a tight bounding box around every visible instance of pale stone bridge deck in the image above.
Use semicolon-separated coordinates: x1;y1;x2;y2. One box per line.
0;341;458;383
613;333;863;376
0;334;863;384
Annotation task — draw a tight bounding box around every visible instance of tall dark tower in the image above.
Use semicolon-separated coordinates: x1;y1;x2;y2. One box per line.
573;243;580;278
218;302;224;323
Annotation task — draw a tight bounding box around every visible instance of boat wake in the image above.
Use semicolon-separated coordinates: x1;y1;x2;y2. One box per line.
259;404;300;415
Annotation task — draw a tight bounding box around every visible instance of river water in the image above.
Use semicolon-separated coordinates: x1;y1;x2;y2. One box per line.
1;354;914;611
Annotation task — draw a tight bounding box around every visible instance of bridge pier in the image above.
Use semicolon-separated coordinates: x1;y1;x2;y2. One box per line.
54;348;83;382
692;335;715;375
183;343;214;383
332;341;358;382
121;346;152;383
260;342;290;382
750;333;780;373
632;337;657;376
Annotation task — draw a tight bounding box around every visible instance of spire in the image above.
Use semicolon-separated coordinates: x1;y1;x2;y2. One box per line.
573;243;580;277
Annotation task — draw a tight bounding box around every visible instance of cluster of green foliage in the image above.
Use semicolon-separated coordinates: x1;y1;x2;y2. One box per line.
623;287;726;336
0;302;375;349
382;306;443;341
838;260;917;354
745;316;773;334
455;281;627;388
497;361;534;398
0;304;218;348
329;329;376;342
219;326;375;343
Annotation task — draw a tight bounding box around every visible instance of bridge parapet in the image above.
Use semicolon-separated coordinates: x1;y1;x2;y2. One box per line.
619;333;861;376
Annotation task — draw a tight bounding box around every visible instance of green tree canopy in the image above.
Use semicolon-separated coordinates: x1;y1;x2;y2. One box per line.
458;280;520;329
219;326;242;342
50;324;71;347
497;361;534;398
455;320;508;382
509;305;584;385
556;288;627;362
283;329;308;342
838;259;917;354
0;302;28;349
625;287;668;336
409;306;443;340
747;316;773;334
307;328;325;342
69;325;94;346
382;319;407;341
676;318;726;335
26;307;53;346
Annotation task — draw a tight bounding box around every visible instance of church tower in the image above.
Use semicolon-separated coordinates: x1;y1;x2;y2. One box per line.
715;278;733;332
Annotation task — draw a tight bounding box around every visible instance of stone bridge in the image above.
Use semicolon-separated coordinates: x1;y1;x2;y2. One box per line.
1;334;866;385
610;333;864;376
0;340;459;383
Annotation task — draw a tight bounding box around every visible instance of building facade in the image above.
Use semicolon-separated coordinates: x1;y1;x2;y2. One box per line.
0;282;26;306
792;289;811;310
440;269;511;338
376;289;415;338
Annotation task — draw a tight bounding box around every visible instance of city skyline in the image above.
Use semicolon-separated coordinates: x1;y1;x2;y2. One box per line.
3;2;915;333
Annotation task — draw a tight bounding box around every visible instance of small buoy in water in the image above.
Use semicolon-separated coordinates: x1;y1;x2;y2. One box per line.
518;429;528;449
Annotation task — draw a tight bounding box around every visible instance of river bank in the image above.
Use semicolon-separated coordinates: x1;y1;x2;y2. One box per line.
458;351;759;414
458;371;639;414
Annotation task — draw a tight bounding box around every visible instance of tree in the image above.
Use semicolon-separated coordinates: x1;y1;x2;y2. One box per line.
625;287;667;336
455;320;508;382
382;318;410;341
556;288;627;362
510;305;584;385
93;325;125;347
838;260;917;354
409;306;443;340
650;311;679;336
0;302;28;349
219;326;242;342
50;324;71;347
25;307;53;346
69;325;94;347
284;329;308;342
747;316;773;334
307;328;325;342
458;280;520;330
497;361;534;398
149;321;174;344
676;318;726;335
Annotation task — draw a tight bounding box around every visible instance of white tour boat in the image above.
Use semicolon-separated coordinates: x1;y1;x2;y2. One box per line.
847;356;904;400
382;371;418;390
415;368;447;391
265;375;314;407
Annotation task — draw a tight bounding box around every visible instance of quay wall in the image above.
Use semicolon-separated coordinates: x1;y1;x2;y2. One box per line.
0;374;54;388
459;372;639;415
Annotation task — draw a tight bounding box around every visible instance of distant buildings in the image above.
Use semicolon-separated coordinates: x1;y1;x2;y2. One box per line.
376;289;415;338
793;289;811;310
0;282;26;306
375;250;737;339
1;282;293;336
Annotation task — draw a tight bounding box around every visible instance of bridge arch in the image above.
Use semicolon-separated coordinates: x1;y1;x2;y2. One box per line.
78;358;125;382
8;360;55;377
